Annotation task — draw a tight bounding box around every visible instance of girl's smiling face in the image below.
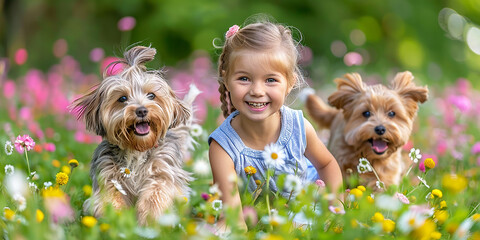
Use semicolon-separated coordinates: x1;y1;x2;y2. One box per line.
225;49;292;122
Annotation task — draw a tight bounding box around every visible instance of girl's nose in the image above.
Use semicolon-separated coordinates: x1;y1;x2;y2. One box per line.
249;81;265;96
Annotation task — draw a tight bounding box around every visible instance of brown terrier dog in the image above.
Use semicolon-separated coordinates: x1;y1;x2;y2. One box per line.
70;46;199;224
305;71;428;189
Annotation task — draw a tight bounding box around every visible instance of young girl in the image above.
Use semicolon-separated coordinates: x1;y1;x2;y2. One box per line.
208;20;343;230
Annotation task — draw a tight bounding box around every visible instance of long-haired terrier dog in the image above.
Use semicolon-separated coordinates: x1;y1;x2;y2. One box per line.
305;71;428;188
70;46;199;224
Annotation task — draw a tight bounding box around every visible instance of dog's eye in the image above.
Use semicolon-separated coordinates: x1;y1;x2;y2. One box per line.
118;96;128;103
147;93;156;100
362;111;371;118
388;111;396;118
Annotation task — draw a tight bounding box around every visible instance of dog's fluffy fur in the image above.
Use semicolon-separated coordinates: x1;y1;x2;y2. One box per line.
70;46;198;224
305;71;428;188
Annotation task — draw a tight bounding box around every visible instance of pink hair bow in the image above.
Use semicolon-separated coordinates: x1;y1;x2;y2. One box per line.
225;25;240;38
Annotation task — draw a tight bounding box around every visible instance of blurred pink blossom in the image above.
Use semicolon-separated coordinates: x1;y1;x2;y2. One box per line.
118;16;136;31
343;52;363;66
242;206;258;225
455;78;471;96
19;107;32;121
298;46;313;65
44;195;75;224
419;162;425;172
225;25;239;38
395;192;410;204
101;57;124;76
315;179;325;188
43;143;56;152
447;95;471;113
471;142;480;155
402;140;414;151
89;48;105;62
14;134;35;153
3;80;16;99
15;48;28;65
436;139;448;156
53;39;68;58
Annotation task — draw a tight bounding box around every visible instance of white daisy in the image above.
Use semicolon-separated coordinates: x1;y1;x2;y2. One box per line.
212;199;223;211
120;167;132;178
262;143;285;169
357;157;373;173
4;164;14;175
13;194;27;211
44;181;53;189
190;124;203;137
454;218;474;240
284;174;303;195
417;176;430;188
134;227;159;239
409;148;422;163
209;183;222;196
376;180;385;190
111;180;127;195
157;212;180;227
375;194;402;211
261;209;286;226
193;160;210;176
4;141;13;155
28;182;38;191
397;210;427;233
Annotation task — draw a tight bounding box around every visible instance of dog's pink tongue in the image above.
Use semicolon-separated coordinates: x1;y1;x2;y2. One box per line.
372;139;388;153
135;122;150;134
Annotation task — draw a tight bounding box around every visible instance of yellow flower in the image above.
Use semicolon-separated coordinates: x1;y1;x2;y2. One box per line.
83;185;92;196
61;165;71;175
424;158;435;169
100;223;110;232
36;209;44;223
42;186;65;198
442;174;467;193
68;159;79;168
4;208;15;221
412;220;436;240
434;210;448;224
439;200;447;209
56;172;69;186
350;219;359;228
372;212;385;223
350;188;363;198
367;195;375;204
262;234;284;240
382;219;395;233
255;180;262;186
357;185;366;192
472;213;480;222
82;216;98;228
244;166;257;176
186;222;197;235
431;189;443;198
52;159;61;168
431;231;442;239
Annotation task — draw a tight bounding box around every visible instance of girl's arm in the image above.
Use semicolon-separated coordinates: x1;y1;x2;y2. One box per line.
303;119;344;194
209;139;247;231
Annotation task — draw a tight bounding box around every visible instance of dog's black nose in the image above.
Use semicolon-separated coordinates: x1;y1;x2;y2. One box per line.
136;107;148;117
374;125;386;135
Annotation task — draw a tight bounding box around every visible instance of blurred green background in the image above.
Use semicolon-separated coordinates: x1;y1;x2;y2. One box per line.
2;0;480;88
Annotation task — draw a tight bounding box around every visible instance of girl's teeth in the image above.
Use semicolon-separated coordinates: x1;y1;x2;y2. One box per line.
248;102;266;108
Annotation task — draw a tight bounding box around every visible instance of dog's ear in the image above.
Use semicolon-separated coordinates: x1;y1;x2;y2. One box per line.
69;85;106;136
328;73;366;109
391;71;428;103
391;71;429;117
169;93;191;129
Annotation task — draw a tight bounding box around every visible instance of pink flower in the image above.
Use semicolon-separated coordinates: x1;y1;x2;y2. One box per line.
44;195;75;224
3;80;16;99
14;48;28;65
225;25;240;38
328;205;345;214
242;206;258;225
44;143;56;152
14;135;35;154
343;52;363;66
101;57;124;76
472;142;480;155
201;192;210;201
315;179;325;188
118;16;136;31
419;162;426;172
448;95;471;113
89;48;104;62
395;192;410;204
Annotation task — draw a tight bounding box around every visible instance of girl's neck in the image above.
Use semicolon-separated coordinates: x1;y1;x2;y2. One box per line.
231;111;282;150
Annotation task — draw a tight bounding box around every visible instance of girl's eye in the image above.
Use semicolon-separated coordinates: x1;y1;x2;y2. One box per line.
266;78;277;83
388;111;395;118
118;96;128;103
238;76;249;81
362;111;371;118
147;93;156;100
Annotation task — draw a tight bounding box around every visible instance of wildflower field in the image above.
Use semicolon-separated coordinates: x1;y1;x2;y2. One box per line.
2;5;480;240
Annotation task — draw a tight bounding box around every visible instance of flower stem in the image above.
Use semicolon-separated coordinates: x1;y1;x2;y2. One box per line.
370;164;386;191
24;150;31;176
